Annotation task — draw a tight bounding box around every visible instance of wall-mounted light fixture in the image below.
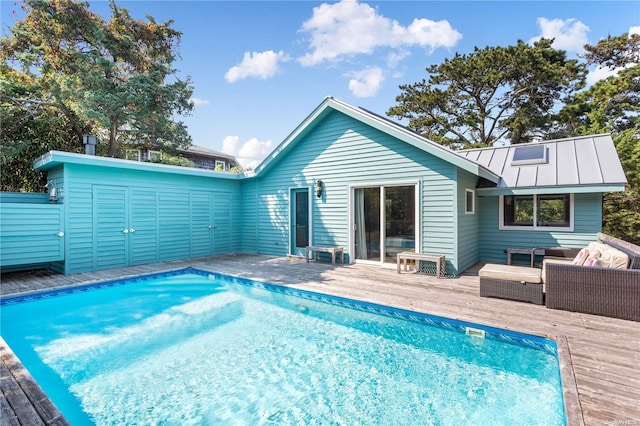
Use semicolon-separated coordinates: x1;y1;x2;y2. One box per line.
44;180;58;203
316;179;323;198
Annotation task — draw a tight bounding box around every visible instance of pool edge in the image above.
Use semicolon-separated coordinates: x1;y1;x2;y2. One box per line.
0;336;70;425
2;266;585;425
555;335;586;426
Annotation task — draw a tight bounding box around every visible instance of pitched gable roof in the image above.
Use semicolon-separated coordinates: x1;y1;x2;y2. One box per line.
178;145;237;162
253;97;500;183
458;134;627;194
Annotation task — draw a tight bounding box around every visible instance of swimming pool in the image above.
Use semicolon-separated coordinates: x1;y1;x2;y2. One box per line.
1;268;566;425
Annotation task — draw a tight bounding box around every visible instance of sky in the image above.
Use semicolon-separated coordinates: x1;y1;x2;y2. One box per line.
2;1;639;168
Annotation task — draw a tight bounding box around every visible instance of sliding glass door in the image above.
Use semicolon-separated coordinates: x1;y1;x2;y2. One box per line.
354;187;381;262
353;185;416;265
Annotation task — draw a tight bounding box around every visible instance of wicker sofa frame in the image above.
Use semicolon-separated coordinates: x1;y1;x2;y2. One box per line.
545;233;640;321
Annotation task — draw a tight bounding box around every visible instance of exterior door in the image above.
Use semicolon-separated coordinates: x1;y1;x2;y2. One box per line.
189;191;233;257
354;187;381;262
93;185;128;271
212;192;232;255
290;188;310;256
129;189;159;266
353;184;416;265
190;191;213;258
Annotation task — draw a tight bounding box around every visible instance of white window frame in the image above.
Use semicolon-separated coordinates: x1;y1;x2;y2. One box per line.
215;160;226;171
148;150;162;162
465;188;475;215
126;149;141;161
348;179;421;267
499;194;574;231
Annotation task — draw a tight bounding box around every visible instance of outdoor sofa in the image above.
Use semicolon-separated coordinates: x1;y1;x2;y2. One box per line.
479;232;639;321
545;233;640;321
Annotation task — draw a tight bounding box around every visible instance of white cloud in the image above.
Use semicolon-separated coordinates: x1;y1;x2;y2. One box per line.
529;17;590;52
586;66;618;86
225;50;291;83
386;49;411;68
586;25;640;86
347;67;384;97
189;97;210;107
221;135;273;169
298;0;461;66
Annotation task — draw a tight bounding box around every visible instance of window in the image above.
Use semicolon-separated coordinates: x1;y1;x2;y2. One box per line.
465;188;475;214
148;150;162;162
215;160;226;171
126;150;140;161
537;194;571;227
511;145;547;166
501;194;572;230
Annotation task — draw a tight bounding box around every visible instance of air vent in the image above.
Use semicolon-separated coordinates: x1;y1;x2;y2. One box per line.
511;145;547;166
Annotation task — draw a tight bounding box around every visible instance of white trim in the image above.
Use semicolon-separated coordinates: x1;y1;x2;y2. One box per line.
499;193;574;231
148;150;162;162
465;188;475;215
308;185;314;248
126;149;141;161
215;160;226;170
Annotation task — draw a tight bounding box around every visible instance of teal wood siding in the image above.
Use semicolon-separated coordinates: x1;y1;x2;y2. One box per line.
190;191;213;258
246;110;459;268
61;163;241;274
478;192;602;264
158;189;190;261
212;192;233;255
0;203;64;267
456;170;480;273
230;192;242;253
0;193;49;203
93;185;128;270
130;189;159;265
240;179;258;253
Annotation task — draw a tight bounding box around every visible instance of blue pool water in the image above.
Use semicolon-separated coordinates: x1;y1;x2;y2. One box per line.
1;268;566;425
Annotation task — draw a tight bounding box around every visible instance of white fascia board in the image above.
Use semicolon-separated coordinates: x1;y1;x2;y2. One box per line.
477;184;626;196
33;151;242;180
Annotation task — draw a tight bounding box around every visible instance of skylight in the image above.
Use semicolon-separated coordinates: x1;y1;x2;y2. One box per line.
511;145;547;166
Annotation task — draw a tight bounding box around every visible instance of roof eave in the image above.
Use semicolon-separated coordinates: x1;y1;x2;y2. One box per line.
33;151;242;180
254;97;501;183
477;183;627;196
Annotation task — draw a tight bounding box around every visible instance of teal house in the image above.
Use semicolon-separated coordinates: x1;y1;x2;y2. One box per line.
0;97;627;275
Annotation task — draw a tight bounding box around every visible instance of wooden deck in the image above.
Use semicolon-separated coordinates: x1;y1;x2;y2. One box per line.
1;254;639;425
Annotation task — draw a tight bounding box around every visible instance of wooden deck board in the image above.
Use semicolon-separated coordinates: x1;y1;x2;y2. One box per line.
1;254;639;425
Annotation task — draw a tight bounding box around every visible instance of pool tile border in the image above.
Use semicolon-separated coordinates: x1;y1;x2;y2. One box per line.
1;267;557;355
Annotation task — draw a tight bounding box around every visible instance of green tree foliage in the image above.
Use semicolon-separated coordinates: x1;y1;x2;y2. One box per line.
387;39;586;148
1;0;193;169
562;33;640;244
149;152;195;168
0;58;84;191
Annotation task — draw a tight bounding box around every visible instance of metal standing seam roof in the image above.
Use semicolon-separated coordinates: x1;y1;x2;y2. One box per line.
457;134;627;191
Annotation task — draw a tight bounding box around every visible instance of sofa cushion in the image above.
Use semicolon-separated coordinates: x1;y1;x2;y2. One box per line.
571;248;589;265
583;249;602;267
588;242;629;269
479;264;542;283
